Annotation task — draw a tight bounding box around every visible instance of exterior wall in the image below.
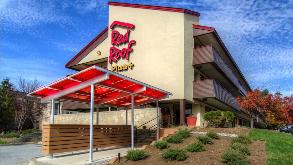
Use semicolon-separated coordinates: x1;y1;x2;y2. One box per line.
184;14;199;101
192;104;205;127
44;108;161;128
108;5;199;100
78;37;109;64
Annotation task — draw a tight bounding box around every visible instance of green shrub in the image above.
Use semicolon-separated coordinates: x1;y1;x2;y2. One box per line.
0;131;20;138
221;149;248;165
203;111;234;127
206;131;219;139
154;140;169;150
176;128;190;138
125;150;149;161
0;139;7;144
230;142;250;155
185;142;205;152
197;135;213;144
166;134;183;144
232;135;251;145
21;129;37;135
162;149;188;161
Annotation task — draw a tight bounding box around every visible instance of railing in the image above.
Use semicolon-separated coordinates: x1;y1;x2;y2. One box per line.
135;116;160;146
42;124;131;154
193;45;247;95
136;116;159;129
193;79;240;110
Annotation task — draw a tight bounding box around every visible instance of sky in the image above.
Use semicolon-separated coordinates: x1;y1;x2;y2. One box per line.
0;0;292;96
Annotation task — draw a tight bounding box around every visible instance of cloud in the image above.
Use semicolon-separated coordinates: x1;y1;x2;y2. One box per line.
184;0;293;95
60;0;108;14
0;0;70;32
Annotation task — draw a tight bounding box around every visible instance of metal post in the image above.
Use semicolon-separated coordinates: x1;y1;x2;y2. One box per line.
131;95;134;149
89;84;95;163
50;99;55;124
156;100;160;140
96;105;99;125
125;110;128;125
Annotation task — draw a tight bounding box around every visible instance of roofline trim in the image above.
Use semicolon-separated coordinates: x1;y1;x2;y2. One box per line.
109;1;200;17
65;27;108;68
193;24;214;32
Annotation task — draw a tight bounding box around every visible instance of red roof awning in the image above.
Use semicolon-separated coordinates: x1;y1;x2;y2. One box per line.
29;66;171;107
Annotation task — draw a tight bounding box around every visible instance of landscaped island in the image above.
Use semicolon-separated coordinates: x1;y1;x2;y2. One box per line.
112;127;293;165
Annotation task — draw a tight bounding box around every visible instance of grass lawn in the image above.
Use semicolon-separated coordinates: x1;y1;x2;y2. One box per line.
249;129;293;165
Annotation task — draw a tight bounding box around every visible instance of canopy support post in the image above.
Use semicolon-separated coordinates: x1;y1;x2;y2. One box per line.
156;100;160;140
125;109;128;125
96;105;99;125
50;99;55;159
50;99;55;124
89;84;95;163
131;94;134;149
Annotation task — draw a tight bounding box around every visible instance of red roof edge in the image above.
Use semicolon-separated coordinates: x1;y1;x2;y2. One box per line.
109;1;200;17
65;27;108;68
192;24;215;32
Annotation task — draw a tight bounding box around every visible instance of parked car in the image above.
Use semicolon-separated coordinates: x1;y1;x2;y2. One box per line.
279;125;293;134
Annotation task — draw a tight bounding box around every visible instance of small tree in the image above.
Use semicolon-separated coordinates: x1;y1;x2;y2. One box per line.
237;89;291;128
203;110;234;127
281;96;293;124
14;78;45;131
0;79;16;132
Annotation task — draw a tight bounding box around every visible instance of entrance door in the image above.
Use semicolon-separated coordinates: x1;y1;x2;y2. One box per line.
160;103;180;127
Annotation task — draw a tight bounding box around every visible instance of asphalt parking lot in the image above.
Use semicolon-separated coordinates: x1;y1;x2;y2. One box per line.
0;144;43;165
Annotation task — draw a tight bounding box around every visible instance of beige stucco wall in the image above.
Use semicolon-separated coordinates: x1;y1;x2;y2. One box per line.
78;37;109;64
108;6;188;100
74;5;199;101
184;14;199;101
192;104;205;127
47;108;161;128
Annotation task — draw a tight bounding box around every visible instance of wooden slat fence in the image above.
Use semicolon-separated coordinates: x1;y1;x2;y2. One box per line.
42;124;131;154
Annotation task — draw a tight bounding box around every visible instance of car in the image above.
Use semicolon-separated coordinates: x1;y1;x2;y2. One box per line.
279;125;293;134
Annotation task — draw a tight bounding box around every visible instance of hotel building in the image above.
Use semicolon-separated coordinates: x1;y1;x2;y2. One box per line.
61;2;255;127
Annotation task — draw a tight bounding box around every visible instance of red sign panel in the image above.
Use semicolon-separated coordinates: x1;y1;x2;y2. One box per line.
109;21;136;64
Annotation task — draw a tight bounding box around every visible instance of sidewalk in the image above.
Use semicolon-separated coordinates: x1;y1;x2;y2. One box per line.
30;147;131;165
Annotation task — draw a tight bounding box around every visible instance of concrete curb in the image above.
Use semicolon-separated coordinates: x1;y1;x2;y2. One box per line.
191;131;238;137
0;142;41;146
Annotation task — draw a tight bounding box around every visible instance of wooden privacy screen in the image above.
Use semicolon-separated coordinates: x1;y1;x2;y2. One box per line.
42;124;131;154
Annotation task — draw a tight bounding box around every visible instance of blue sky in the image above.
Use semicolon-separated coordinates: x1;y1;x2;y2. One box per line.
0;0;292;96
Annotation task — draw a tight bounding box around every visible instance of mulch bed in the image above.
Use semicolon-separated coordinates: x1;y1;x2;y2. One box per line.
113;135;231;165
192;127;251;135
249;140;267;165
113;128;267;165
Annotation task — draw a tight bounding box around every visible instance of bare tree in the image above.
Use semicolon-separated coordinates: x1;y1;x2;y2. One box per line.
18;77;40;93
14;77;45;131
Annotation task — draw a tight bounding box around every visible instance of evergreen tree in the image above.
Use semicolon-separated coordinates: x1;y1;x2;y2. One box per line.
0;79;16;132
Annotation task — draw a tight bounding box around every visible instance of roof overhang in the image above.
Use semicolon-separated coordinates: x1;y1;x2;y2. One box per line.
65;27;108;70
29;66;172;107
109;1;200;17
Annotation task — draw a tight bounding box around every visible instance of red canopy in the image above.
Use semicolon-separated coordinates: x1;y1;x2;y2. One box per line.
29;66;171;107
